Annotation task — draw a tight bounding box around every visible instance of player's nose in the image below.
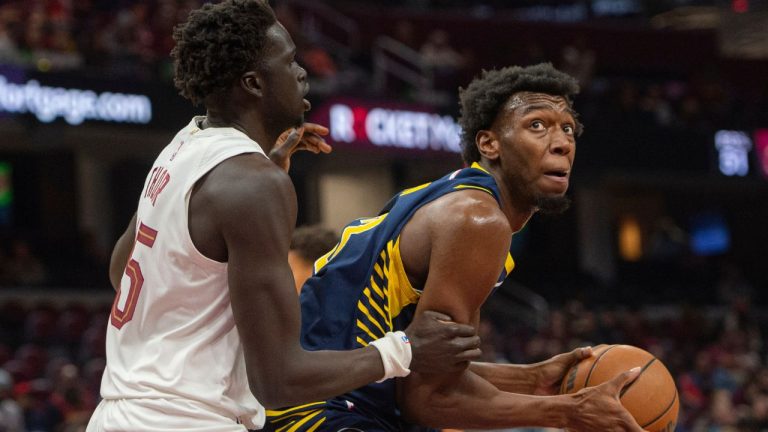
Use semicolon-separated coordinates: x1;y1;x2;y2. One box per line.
550;128;574;156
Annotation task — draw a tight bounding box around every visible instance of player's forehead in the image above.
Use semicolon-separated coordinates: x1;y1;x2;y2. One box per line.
504;91;572;116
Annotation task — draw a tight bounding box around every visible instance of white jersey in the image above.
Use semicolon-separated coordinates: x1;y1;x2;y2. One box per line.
93;117;266;431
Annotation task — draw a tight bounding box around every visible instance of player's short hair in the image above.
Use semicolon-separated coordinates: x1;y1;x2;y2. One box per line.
171;0;276;105
291;225;339;262
458;63;581;164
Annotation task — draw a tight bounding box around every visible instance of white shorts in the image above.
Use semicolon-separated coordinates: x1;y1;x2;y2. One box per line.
86;398;250;432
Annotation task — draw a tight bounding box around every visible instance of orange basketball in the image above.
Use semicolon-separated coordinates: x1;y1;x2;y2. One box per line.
560;344;679;432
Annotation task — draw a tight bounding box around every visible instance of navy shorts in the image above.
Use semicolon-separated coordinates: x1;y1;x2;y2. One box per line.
264;406;391;432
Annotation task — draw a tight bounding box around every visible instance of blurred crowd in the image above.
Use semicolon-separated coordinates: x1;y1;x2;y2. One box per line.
0;0;765;130
1;294;767;431
0;0;203;79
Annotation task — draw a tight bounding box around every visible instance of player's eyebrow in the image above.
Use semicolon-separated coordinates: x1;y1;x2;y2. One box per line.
519;103;576;118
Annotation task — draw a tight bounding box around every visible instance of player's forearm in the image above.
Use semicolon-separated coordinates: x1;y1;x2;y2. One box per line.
252;346;385;408
468;362;537;393
400;371;571;430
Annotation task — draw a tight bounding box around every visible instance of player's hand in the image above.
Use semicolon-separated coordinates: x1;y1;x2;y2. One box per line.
530;346;592;395
565;367;648;432
405;311;481;374
269;123;331;172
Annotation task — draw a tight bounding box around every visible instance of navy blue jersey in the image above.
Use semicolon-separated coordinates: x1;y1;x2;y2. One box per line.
265;163;515;432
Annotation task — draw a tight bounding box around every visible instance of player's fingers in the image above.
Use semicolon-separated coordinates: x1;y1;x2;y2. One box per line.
452;335;481;351
303;134;328;152
302;123;329;136
455;347;483;362
575;346;592;360
420;310;453;322
450;322;477;337
283;126;305;148
611;366;641;394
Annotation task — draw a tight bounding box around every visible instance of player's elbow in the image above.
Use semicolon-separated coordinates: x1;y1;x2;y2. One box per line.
248;379;290;409
247;370;307;409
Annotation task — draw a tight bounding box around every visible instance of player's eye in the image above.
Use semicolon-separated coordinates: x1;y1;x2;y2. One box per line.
530;120;545;130
563;125;574;135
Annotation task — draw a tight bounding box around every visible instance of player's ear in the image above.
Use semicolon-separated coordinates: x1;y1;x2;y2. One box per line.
240;71;263;98
476;130;500;161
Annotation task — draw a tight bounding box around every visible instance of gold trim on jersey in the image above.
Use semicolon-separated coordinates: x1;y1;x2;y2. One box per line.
504;253;515;274
314;214;387;274
454;184;494;195
470;161;490;173
400;182;432;196
387;237;420;319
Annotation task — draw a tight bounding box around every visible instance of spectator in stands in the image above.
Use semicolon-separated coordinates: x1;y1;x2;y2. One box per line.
19;378;63;432
288;225;338;293
558;36;595;88
0;368;24;432
5;240;48;286
419;29;466;91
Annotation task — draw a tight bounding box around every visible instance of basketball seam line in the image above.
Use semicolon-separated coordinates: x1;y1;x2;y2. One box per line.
640;388;678;429
619;357;656;399
584;345;617;388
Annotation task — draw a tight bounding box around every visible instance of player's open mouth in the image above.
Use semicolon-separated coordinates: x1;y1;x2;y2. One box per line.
543;170;569;183
303;98;311;111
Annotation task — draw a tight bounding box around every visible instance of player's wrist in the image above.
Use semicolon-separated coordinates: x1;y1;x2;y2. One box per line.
370;331;412;382
549;393;576;429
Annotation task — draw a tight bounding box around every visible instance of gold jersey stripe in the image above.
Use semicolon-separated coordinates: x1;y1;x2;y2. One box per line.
287;410;323;432
266;402;325;417
363;288;389;324
373;262;384;280
305;416;327;432
275;420;297;432
358;302;386;335
356;336;369;347
370;277;385;299
356;319;379;341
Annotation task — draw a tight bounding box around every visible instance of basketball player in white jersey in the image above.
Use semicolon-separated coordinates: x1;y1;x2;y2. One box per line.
86;1;481;431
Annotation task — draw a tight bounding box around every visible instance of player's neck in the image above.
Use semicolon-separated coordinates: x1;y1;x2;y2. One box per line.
480;162;535;233
203;109;278;153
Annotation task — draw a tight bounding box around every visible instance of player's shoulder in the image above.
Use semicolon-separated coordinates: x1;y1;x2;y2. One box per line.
200;153;294;211
425;189;510;236
216;153;289;189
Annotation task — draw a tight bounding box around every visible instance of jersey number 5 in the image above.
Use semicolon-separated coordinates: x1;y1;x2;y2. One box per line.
110;223;157;329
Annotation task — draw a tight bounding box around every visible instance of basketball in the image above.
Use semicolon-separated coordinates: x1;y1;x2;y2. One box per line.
560;344;679;432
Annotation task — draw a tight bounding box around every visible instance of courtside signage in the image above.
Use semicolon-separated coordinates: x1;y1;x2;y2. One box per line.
312;98;461;154
0;74;152;125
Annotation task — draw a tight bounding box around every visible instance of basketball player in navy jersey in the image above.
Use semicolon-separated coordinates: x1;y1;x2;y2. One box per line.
88;1;482;430
266;64;646;432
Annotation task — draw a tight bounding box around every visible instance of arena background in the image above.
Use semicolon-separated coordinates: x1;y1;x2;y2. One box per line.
0;0;767;430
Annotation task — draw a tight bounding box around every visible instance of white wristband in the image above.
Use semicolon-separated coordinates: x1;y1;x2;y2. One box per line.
370;331;412;382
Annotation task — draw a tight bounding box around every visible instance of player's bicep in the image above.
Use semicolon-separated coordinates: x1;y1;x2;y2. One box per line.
414;207;511;325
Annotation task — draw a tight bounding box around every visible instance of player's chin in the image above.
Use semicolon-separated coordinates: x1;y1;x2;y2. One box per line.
535;194;571;215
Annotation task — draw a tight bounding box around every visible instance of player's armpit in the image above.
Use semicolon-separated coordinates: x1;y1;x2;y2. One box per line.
109;212;137;291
